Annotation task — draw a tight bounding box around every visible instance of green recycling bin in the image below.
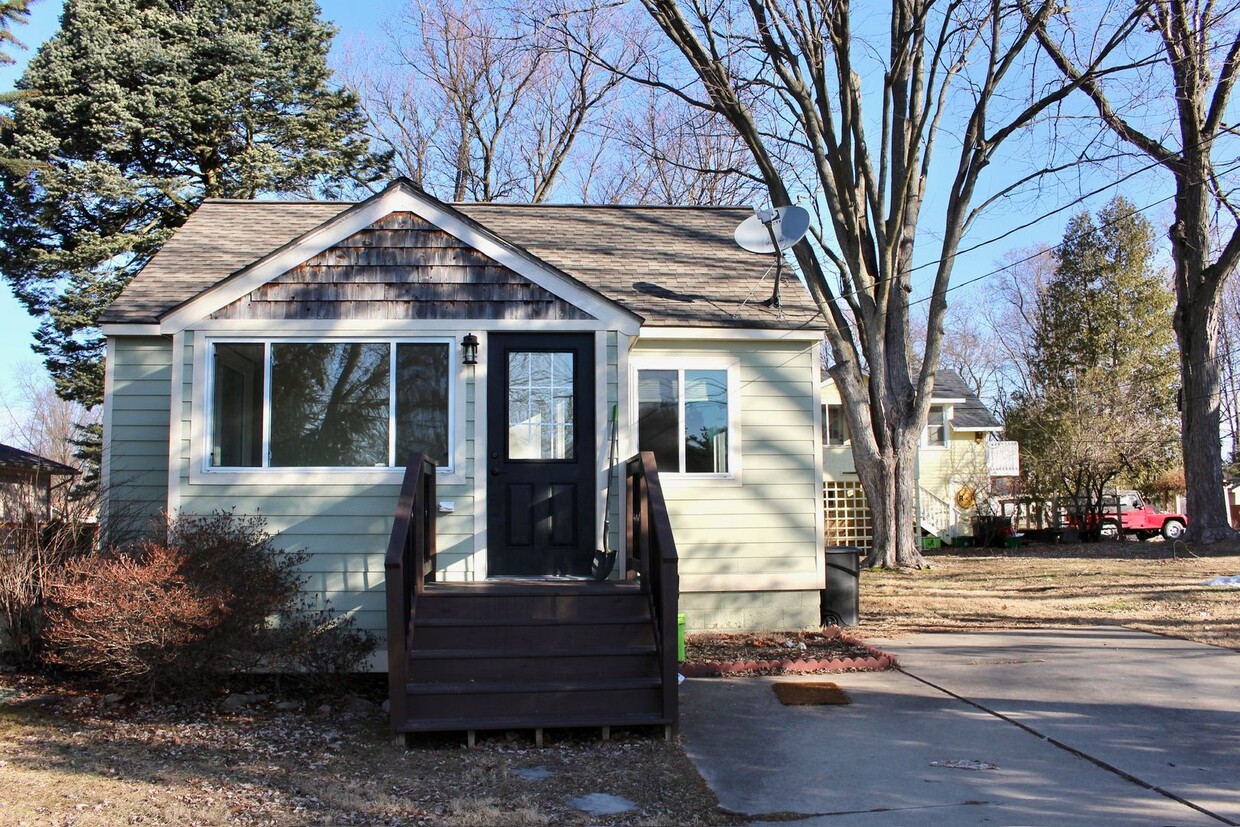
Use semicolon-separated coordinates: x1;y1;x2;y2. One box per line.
677;612;686;662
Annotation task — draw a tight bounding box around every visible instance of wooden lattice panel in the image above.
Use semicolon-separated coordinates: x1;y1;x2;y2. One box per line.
823;481;872;550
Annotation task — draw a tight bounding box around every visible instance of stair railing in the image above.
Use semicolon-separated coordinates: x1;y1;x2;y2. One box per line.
918;485;952;538
384;452;436;734
624;451;680;735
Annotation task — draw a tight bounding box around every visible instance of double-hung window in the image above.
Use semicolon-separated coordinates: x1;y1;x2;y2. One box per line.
209;340;452;470
924;405;947;448
824;404;849;446
635;363;736;476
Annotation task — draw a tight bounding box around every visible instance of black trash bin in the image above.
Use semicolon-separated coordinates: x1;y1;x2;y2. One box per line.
821;546;864;627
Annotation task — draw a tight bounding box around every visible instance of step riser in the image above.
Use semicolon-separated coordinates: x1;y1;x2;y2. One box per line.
408;654;659;683
412;622;654;650
416;593;650;620
405;687;665;722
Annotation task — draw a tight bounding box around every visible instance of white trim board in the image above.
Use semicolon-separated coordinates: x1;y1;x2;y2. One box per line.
641;326;824;342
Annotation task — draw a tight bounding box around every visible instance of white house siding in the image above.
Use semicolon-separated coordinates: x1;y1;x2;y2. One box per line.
632;337;823;631
104;337;173;540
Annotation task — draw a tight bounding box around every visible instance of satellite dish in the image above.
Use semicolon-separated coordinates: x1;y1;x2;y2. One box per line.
734;205;811;254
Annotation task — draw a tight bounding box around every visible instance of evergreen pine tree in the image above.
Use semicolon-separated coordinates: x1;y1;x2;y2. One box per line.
0;0;390;410
1007;196;1180;507
0;0;34;174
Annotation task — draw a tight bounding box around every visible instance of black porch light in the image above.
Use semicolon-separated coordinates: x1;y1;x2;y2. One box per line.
461;333;480;366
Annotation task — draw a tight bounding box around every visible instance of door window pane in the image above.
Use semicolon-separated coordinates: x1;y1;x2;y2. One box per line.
270;343;390;466
211;343;264;467
395;343;450;466
508;350;575;460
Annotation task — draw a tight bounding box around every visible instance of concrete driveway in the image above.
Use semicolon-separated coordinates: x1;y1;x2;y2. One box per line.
680;628;1240;826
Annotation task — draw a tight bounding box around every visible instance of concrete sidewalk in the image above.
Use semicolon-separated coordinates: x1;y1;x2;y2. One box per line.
680;628;1240;826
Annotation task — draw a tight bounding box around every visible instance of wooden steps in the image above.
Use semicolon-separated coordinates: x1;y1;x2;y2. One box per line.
392;581;673;735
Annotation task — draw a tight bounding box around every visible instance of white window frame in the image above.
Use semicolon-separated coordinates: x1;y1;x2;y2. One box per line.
824;403;850;446
194;335;461;484
922;405;948;449
630;357;741;483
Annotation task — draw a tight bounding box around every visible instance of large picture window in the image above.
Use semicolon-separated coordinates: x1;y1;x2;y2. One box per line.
209;340;451;470
636;367;732;474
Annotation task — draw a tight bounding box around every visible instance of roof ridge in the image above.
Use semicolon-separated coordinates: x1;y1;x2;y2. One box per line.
196;198;753;211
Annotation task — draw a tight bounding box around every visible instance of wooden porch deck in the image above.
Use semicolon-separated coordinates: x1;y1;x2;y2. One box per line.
385;454;680;742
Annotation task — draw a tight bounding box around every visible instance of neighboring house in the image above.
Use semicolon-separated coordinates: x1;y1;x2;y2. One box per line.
0;443;78;524
821;370;1016;547
99;178;828;662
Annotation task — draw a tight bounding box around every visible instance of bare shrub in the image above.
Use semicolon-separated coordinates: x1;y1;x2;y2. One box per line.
269;605;377;690
43;543;228;689
42;511;373;694
0;515;95;667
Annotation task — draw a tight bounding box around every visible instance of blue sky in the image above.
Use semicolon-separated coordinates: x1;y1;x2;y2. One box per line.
0;0;394;396
0;0;1178;407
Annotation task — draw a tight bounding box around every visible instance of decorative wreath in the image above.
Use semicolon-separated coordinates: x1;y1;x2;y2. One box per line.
954;486;977;509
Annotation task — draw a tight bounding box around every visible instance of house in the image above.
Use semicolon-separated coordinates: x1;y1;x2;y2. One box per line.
821;370;1015;547
99;178;826;735
0;443;78;524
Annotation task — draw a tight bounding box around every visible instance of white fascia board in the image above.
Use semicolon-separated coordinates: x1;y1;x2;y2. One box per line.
190;318;615;334
158;184;641;336
952;423;1003;433
638;326;824;342
102;323;161;336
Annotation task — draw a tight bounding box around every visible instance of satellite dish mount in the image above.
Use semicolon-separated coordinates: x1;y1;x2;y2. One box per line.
734;205;810;309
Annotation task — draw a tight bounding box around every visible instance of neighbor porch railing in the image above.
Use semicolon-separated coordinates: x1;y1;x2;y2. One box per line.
624;451;680;735
384;452;436;734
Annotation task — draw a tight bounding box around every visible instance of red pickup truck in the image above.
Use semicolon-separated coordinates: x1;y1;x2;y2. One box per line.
1068;490;1187;541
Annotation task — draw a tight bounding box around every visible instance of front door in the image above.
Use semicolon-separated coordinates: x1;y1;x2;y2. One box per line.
486;333;596;576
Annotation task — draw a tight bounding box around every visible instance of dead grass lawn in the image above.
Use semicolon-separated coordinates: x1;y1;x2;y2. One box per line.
855;539;1240;650
0;680;729;827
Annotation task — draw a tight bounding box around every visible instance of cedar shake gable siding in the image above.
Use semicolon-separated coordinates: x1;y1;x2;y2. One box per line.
211;213;593;322
101;200;822;329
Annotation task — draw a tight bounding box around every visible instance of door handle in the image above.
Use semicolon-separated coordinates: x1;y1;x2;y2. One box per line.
491;467;505;476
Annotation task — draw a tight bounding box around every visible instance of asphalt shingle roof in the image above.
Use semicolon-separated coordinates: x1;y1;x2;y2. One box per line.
818;367;1001;429
101;197;824;330
0;444;78;475
932;370;1001;429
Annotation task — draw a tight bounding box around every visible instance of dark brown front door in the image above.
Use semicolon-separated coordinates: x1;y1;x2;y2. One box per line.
487;334;596;576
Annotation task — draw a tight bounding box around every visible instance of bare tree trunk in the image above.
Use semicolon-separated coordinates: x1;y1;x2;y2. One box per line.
1173;170;1233;540
1031;0;1240;544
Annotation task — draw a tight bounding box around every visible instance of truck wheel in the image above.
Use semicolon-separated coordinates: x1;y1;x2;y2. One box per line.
1162;519;1186;541
1099;521;1120;540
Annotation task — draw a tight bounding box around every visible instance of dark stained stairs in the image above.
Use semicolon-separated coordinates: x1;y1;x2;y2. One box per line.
392;581;672;736
386;452;680;742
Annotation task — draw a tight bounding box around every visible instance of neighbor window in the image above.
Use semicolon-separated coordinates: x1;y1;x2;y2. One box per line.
209;340;451;470
924;406;946;447
824;404;849;446
637;367;731;474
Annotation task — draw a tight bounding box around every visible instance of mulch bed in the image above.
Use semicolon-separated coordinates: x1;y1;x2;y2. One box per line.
681;628;896;677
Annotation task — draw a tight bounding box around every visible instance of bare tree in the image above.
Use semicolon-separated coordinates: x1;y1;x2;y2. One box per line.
1030;0;1240;543
339;0;633;203
585;89;767;205
0;363;98;517
621;0;1135;566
